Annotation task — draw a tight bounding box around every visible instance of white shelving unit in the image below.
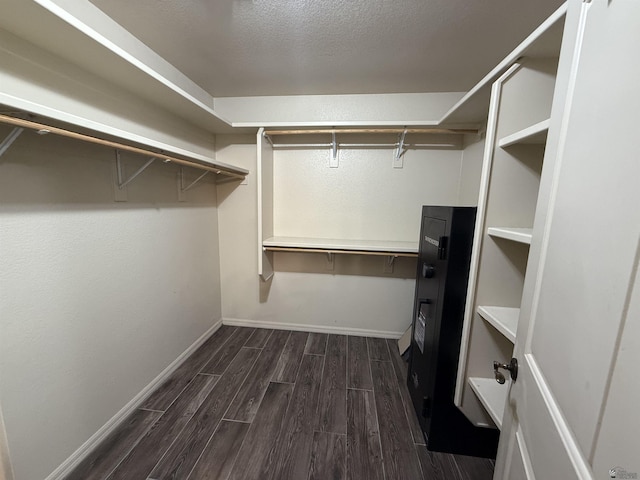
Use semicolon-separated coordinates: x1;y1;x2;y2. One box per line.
468;378;509;429
487;227;533;245
498;119;550;148
455;50;561;429
477;306;519;343
438;8;565;126
256;127;466;279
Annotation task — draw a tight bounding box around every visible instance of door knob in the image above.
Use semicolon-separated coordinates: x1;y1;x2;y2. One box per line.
493;358;518;384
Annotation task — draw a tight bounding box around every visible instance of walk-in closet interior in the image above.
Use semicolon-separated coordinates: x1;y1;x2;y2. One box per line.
0;1;638;479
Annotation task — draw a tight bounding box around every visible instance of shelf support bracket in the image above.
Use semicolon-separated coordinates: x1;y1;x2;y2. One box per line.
115;150;156;189
393;130;407;168
178;167;213;201
113;150;156;201
330;132;339;168
180;168;210;192
384;254;397;273
326;251;335;270
0;127;24;160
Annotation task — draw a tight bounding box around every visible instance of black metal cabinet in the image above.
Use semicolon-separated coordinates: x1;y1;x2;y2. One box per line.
408;206;499;458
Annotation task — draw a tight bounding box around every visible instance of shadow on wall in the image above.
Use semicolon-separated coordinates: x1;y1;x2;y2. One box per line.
272;251;417;278
0;125;229;209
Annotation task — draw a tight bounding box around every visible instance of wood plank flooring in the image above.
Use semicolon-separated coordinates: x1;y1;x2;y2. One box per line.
65;326;494;480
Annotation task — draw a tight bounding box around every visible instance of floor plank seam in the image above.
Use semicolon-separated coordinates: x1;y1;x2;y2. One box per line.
181;418;224;480
346;387;374;392
137;407;164;413
219;348;262;425
195;326;242;376
97;418;158;480
368;356;388;480
314;350;328;427
313;430;346;436
220;418;251;425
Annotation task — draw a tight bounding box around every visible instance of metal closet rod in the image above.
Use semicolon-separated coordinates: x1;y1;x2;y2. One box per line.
0;114;245;180
264;127;478;135
269;142;458;149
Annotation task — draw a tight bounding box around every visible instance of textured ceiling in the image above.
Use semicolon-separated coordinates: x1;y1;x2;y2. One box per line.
89;0;565;98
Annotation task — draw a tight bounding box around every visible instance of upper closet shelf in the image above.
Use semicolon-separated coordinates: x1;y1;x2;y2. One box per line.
0;0;238;134
263;236;418;257
499;119;550;148
438;5;565;126
487;227;533;245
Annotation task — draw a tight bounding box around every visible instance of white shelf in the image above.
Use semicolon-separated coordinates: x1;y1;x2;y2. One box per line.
499;119;550;148
468;377;508;430
487;227;533;245
0;1;242;134
439;7;565;125
262;236;418;255
477;306;519;343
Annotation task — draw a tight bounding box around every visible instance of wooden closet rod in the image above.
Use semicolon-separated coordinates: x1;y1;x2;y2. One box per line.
0;114;246;179
264;128;478;136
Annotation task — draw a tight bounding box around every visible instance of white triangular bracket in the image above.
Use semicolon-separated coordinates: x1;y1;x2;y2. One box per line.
393;130;407;169
329;132;339;168
178;166;211;201
113;149;156;201
383;255;397;273
326;251;335;270
0;127;24;160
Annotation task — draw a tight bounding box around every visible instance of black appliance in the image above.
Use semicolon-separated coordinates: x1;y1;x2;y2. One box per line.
408;205;499;458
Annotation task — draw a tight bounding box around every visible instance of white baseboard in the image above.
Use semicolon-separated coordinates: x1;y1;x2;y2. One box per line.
45;319;223;480
222;317;404;339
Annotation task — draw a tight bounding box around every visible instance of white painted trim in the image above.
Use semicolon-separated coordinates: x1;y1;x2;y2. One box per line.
257;127;265;278
525;354;594;479
222;318;403;339
231;120;443;128
454;63;522;406
0;406;15;480
43;319;223;480
516;427;537;480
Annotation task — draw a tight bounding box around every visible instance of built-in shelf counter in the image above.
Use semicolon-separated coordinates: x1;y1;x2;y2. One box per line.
499;119;550;148
487;227;533;245
468;377;509;430
262;236;419;257
477;306;519;343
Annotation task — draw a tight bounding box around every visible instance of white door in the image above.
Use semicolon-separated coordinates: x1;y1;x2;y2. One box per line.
495;1;640;479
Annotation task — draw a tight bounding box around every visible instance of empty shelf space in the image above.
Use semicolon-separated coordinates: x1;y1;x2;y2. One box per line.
478;306;519;343
468;377;508;430
262;236;418;256
487;227;532;245
499;119;550;148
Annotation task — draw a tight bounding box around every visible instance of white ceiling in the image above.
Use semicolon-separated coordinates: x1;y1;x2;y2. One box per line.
91;0;564;98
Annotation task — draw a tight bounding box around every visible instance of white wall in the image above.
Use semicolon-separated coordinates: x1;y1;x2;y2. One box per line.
458;133;485;205
214;92;465;127
217;134;480;336
0;128;223;480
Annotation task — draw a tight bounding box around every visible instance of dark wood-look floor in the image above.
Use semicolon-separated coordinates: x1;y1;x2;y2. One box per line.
66;326;494;480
